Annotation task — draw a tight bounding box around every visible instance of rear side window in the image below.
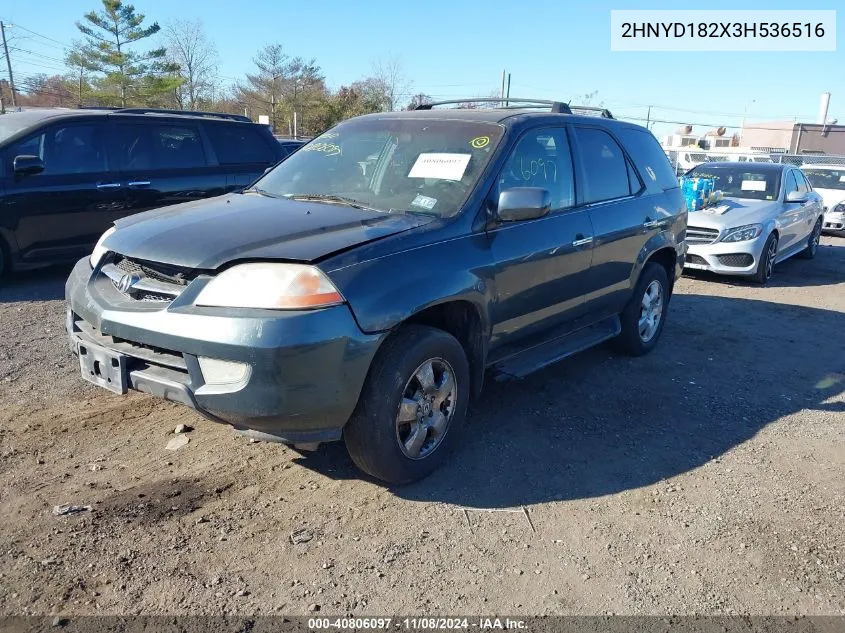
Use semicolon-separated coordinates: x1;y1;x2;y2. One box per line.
615;127;679;190
573;127;631;204
115;123;207;170
205;125;276;165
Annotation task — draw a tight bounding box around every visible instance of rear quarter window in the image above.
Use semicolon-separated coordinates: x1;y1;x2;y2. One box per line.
205;124;277;165
616;127;679;190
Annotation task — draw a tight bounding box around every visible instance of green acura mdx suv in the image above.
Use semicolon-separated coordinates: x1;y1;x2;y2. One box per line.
66;98;687;484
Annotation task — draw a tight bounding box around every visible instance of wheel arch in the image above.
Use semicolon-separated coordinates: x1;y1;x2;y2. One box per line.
396;299;487;400
632;232;682;299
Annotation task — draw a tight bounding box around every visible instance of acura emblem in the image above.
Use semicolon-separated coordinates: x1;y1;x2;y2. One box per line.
116;273;140;294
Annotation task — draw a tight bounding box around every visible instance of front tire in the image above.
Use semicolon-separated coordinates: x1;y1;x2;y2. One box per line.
752;232;778;284
344;325;470;485
614;262;670;356
797;217;822;259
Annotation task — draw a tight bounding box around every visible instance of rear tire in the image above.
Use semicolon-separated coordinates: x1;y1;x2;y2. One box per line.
614;262;669;357
344;325;470;485
751;232;778;284
797;217;822;259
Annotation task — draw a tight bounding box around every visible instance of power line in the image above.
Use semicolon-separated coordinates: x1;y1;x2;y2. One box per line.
8;46;66;64
616;114;823;134
5;22;71;49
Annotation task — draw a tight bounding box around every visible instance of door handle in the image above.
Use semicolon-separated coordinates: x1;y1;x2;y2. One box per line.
572;235;593;247
127;181;151;187
643;219;661;229
96;182;121;189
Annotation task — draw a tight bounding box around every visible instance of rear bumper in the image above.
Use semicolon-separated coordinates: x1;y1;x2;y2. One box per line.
65;257;384;443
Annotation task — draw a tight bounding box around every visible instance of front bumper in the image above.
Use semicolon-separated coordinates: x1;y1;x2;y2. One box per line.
823;210;845;231
683;233;765;276
65;257;384;443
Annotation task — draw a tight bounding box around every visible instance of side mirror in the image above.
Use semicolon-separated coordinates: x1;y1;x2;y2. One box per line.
496;187;551;222
786;190;808;203
13;154;45;176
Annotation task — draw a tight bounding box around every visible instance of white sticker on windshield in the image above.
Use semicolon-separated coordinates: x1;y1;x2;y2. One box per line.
840;175;845;182
408;153;471;181
740;180;767;192
411;194;437;210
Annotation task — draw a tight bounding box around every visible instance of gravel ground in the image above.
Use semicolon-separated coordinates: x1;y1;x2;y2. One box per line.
0;236;843;617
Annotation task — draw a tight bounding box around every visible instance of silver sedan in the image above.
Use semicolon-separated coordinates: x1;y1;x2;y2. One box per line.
681;163;824;284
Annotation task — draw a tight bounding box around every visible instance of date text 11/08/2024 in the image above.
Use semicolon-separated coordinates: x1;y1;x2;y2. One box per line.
308;617;527;630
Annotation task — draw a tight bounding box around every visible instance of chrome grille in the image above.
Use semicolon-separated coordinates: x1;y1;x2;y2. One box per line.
115;256;194;286
685;226;720;245
102;256;201;303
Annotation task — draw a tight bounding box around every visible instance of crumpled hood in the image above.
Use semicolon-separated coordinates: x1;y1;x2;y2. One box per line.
106;193;435;270
687;198;779;229
812;188;845;211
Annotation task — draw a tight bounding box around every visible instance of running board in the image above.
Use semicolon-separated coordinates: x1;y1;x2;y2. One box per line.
491;315;621;380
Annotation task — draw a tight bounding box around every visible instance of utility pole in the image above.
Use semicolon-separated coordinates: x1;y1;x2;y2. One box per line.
1;21;17;108
646;105;652;129
505;73;511;107
78;68;84;106
500;69;506;107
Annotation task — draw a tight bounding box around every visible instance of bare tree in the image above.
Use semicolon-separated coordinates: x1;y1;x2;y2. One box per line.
165;19;218;110
406;93;432;110
573;90;604;107
371;55;412;111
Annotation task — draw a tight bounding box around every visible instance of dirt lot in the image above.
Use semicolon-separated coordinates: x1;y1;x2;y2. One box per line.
1;237;844;618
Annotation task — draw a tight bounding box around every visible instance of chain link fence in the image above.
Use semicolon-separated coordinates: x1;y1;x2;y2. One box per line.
664;149;845;175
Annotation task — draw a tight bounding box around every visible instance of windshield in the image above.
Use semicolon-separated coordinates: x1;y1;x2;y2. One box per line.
803;168;845;191
688;165;782;201
251;117;504;217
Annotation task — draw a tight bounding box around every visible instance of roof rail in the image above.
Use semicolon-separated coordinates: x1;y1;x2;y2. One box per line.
77;106;251;122
415;98;573;114
567;105;615;119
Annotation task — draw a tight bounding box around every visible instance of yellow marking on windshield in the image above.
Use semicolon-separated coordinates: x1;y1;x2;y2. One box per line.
470;136;490;149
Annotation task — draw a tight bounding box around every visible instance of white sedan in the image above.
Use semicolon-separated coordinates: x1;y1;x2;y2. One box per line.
801;164;845;232
683;163;824;284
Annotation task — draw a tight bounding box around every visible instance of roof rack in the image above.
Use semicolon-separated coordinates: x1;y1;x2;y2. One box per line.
415;98;615;119
77;106;251;122
415;98;573;114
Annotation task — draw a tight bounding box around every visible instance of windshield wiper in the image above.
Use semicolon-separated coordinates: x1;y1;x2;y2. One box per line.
242;186;280;198
286;194;381;212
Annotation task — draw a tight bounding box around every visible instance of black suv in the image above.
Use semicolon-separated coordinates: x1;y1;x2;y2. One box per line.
0;107;284;276
65;98;687;484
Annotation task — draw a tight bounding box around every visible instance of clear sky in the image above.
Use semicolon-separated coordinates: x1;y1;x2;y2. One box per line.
1;0;842;140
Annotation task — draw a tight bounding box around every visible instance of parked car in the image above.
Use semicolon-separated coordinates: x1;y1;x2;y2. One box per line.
0;107;284;277
65;98;686;484
274;136;308;158
729;153;774;164
683;162;824;284
800;164;845;232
